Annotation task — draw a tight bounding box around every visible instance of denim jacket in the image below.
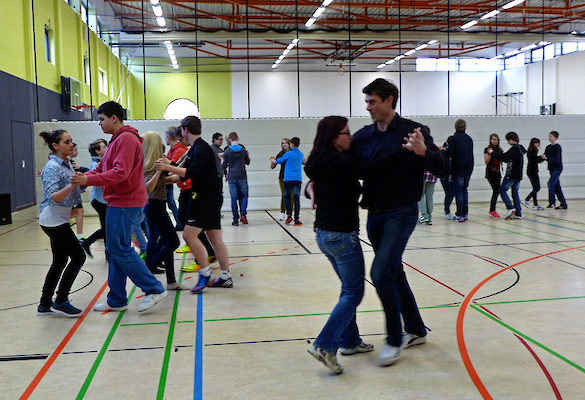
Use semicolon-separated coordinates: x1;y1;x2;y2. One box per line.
39;154;81;227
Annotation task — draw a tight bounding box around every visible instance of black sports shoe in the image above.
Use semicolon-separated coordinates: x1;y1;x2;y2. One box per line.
232;220;239;226
555;205;568;210
80;240;93;259
149;266;165;275
51;301;82;317
547;204;554;208
37;304;55;316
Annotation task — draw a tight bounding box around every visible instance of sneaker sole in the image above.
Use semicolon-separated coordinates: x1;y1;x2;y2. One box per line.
37;311;56;316
339;346;374;356
50;307;82;318
94;305;128;312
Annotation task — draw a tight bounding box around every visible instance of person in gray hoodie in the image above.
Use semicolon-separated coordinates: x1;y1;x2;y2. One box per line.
222;132;250;225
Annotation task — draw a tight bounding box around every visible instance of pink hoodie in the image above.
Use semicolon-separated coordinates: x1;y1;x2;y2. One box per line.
85;125;147;208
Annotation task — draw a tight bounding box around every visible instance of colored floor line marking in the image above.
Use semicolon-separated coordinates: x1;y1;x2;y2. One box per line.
523;217;585;234
194;292;203;400
0;219;35;237
19;280;108;400
263;210;312;254
156;254;187;400
76;285;137;399
120;321;169;327
472;304;585;374
456;245;585;400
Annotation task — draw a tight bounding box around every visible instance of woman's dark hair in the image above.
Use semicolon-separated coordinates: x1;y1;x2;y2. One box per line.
39;129;68;153
505;131;519;143
488;133;503;152
310;116;348;156
527;137;541;153
89;139;107;156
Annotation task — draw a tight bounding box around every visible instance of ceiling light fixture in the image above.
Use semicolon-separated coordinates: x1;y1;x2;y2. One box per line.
150;0;160;5
461;20;478;30
520;44;537;51
305;0;334;28
152;5;163;17
502;0;525;10
156;17;166;27
481;10;500;20
405;49;416;56
271;39;300;69
415;44;428;50
428;40;438;45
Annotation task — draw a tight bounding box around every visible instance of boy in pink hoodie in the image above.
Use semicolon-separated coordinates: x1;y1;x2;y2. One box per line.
71;101;166;313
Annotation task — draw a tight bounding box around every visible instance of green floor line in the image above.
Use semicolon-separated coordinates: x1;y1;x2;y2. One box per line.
120;321;169;327
477;295;585;306
471;305;585;374
157;254;187;400
76;285;137;399
178;320;194;324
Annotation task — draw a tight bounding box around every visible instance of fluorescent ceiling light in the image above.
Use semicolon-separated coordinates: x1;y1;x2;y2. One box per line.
173;65;179;69
314;7;325;18
405;49;416;56
167;49;175;55
282;49;290;55
272;64;278;69
150;0;159;5
152;5;163;17
520;44;537;51
395;55;405;60
292;38;299;44
502;0;524;10
461;20;478;30
385;59;395;65
376;63;386;69
163;40;171;46
156;17;166;27
305;17;316;27
428;40;438;45
481;10;500;20
286;43;295;50
275;59;282;64
415;44;428;50
505;49;521;56
323;0;333;6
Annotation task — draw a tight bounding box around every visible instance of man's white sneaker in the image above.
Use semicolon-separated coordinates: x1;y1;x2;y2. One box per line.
378;344;402;366
401;332;427;349
444;213;453;220
339;342;374;355
137;291;167;312
307;344;343;374
521;200;530;208
504;209;516;219
93;302;128;312
279;213;286;221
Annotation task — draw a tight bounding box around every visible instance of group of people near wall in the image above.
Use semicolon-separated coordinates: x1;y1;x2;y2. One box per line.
34;77;571;377
418;120;567;225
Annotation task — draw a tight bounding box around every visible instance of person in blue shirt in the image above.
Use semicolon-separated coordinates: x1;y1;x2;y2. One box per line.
544;130;567;209
38;129;86;317
271;137;304;225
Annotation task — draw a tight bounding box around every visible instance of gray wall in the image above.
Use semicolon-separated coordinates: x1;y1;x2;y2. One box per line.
34;115;585;216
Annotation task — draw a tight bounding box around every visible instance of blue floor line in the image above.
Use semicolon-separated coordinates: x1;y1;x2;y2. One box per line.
522;217;585;234
194;292;203;400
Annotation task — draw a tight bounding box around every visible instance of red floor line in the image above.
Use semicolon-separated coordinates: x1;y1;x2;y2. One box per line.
19;280;109;400
0;220;35;237
455;245;585;399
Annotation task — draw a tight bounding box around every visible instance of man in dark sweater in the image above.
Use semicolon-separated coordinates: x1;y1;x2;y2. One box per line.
487;131;526;219
544;130;567;209
442;119;474;222
350;78;448;367
222;132;251;225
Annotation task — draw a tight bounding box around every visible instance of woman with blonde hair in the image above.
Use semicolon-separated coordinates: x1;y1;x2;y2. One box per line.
142;131;187;290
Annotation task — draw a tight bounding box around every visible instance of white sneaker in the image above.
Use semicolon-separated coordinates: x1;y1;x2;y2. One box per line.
93;302;128;312
307;344;343;374
279;213;286;221
401;332;427;349
378;344;402;366
137;291;168;312
510;215;523;220
504;209;516;219
521;200;530;208
166;282;190;290
533;205;544;211
444;213;453;220
339;342;374;355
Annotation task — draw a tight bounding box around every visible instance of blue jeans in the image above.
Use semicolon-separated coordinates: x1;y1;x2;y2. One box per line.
367;205;426;347
106;206;165;307
453;174;471;217
314;228;365;353
131;208;148;253
166;185;181;228
548;168;567;207
228;179;249;220
284;181;301;220
500;177;521;217
440;176;454;215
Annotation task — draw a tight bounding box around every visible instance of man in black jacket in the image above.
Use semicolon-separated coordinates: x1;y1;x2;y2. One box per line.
487;131;526;219
442;119;474;222
350;78;448;367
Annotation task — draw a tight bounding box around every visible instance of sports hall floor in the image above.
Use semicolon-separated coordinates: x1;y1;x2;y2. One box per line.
2;202;585;399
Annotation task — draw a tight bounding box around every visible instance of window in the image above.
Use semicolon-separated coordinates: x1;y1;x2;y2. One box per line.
459;58;503;71
436;58;458;71
562;42;577;54
98;69;107;95
83;56;90;84
578;42;585;51
164;98;200;120
81;3;88;24
544;44;555;60
416;58;437;71
505;53;525;69
44;26;54;64
532;48;544;62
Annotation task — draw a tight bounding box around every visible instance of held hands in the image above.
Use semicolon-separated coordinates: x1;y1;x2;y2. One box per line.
487;148;494;154
541;154;547;159
70;172;87;186
155;157;171;171
402;128;427;157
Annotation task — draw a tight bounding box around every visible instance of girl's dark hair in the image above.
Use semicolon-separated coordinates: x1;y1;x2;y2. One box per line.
39;129;68;153
527;138;540;153
505;131;519;143
488;133;503;152
89;139;107;156
310;116;348;156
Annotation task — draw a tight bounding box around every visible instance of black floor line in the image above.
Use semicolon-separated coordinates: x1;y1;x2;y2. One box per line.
205;332;387;347
0;346;168;362
264;210;312;254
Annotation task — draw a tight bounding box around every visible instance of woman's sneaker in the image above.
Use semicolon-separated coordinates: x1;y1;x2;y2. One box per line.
533;205;544;211
401;332;427;349
339;342;374;355
51;301;82;318
504;209;516;219
307;344;343;374
521;200;531;208
489;211;501;219
279;213;286;221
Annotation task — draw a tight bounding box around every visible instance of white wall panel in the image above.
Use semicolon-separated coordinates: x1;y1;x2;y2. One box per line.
449;72;497;115
556;51;585;115
400;72;448;116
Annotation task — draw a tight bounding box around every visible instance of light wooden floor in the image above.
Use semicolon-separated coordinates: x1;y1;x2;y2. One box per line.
2;202;585;399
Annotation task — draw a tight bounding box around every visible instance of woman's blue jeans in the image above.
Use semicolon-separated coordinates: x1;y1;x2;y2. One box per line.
313;228;365;353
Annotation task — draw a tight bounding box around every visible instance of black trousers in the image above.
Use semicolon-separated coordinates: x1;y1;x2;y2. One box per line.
145;199;180;283
486;170;501;212
84;199;107;248
40;223;86;307
178;188;215;257
525;170;540;206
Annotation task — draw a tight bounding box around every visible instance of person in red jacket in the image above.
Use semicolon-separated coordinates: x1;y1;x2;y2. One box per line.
71;101;167;313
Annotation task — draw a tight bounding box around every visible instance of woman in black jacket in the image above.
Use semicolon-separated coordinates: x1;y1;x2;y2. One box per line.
522;138;545;210
484;134;503;218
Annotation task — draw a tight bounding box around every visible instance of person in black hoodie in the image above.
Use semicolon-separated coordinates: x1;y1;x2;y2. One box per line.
487;131;526;219
522;138;545;210
442;119;474;222
544;130;567;209
222;131;251;225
